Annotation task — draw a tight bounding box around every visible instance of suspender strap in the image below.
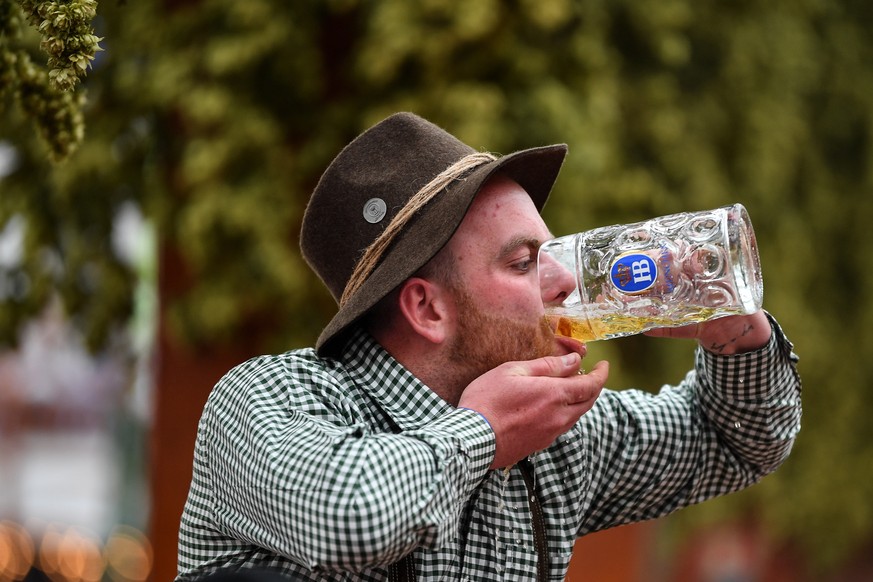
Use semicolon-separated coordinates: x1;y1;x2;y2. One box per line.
382;408;546;581
384;414;418;582
387;555;416;582
387;461;549;582
519;459;550;582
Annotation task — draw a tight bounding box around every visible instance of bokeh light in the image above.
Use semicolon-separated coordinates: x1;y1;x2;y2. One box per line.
103;526;153;582
0;521;35;581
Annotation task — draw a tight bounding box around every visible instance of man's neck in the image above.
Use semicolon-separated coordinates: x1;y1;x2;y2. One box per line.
371;328;467;407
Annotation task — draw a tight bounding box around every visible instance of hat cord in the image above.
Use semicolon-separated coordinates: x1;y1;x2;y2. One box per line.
340;152;497;307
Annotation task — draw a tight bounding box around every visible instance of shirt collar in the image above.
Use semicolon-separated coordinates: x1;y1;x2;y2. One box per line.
340;327;454;432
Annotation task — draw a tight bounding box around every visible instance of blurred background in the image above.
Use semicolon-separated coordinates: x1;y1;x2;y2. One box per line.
1;0;872;580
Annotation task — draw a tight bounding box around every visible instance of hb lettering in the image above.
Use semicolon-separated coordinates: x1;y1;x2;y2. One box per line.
610;253;658;293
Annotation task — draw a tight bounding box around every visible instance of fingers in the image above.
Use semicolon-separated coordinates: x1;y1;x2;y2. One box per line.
504;354;608;408
582;359;609;385
472;357;609;470
511;352;582;378
644;323;702;340
514;356;608;408
564;360;608;407
511;351;607;382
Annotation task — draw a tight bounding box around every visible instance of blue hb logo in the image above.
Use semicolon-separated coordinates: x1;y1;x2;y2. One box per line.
610;253;657;293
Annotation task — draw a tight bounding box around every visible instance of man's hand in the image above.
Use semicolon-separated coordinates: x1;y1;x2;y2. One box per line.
458;353;609;469
644;310;771;355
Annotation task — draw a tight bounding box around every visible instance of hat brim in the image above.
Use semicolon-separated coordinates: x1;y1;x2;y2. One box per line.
315;143;568;356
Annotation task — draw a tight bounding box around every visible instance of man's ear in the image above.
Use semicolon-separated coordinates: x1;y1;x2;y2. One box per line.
397;277;452;344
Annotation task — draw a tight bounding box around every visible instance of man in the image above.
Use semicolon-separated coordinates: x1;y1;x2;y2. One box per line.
176;112;801;581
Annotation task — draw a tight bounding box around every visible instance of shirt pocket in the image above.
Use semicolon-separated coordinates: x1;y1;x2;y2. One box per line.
501;546;539;580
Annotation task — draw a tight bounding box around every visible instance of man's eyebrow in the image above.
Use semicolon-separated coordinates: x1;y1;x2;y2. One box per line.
497;235;543;260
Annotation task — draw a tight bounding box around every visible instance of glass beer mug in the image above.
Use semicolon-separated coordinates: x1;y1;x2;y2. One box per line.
538;203;764;342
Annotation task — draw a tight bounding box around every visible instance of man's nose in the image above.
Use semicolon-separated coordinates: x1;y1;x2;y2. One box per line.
539;252;576;307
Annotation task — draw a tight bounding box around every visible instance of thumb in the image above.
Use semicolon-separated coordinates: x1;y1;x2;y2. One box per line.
515;352;582;378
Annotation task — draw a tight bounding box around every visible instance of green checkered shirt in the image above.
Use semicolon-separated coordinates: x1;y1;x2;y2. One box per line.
177;316;801;581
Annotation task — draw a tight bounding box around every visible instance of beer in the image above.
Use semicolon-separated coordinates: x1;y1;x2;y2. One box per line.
550;306;745;342
539;203;763;342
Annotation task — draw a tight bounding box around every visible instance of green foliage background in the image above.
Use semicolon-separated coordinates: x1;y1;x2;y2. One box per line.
3;0;872;574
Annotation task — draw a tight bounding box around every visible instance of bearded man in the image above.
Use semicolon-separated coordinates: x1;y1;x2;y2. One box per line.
176;112;801;582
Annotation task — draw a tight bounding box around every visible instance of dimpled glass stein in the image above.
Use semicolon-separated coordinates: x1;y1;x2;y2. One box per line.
538;203;764;342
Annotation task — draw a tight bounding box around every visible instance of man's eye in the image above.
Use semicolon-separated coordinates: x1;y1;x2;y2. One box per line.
514;258;534;273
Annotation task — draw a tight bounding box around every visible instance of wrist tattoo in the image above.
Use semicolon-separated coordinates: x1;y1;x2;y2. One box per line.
707;323;755;354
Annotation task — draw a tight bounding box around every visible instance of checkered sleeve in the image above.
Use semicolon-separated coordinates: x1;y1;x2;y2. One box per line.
694;314;802;477
184;355;495;574
577;314;802;534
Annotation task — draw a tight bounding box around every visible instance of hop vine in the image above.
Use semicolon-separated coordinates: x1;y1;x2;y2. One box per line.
1;0;24;99
14;47;85;159
1;0;21;39
0;0;96;159
18;0;102;92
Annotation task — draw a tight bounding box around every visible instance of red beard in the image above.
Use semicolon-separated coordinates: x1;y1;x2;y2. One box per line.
448;287;556;376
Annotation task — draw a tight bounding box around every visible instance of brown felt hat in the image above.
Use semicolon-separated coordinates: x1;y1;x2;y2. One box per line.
301;112;567;356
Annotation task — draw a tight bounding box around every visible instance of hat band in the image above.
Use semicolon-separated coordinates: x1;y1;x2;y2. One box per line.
339;152;498;307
